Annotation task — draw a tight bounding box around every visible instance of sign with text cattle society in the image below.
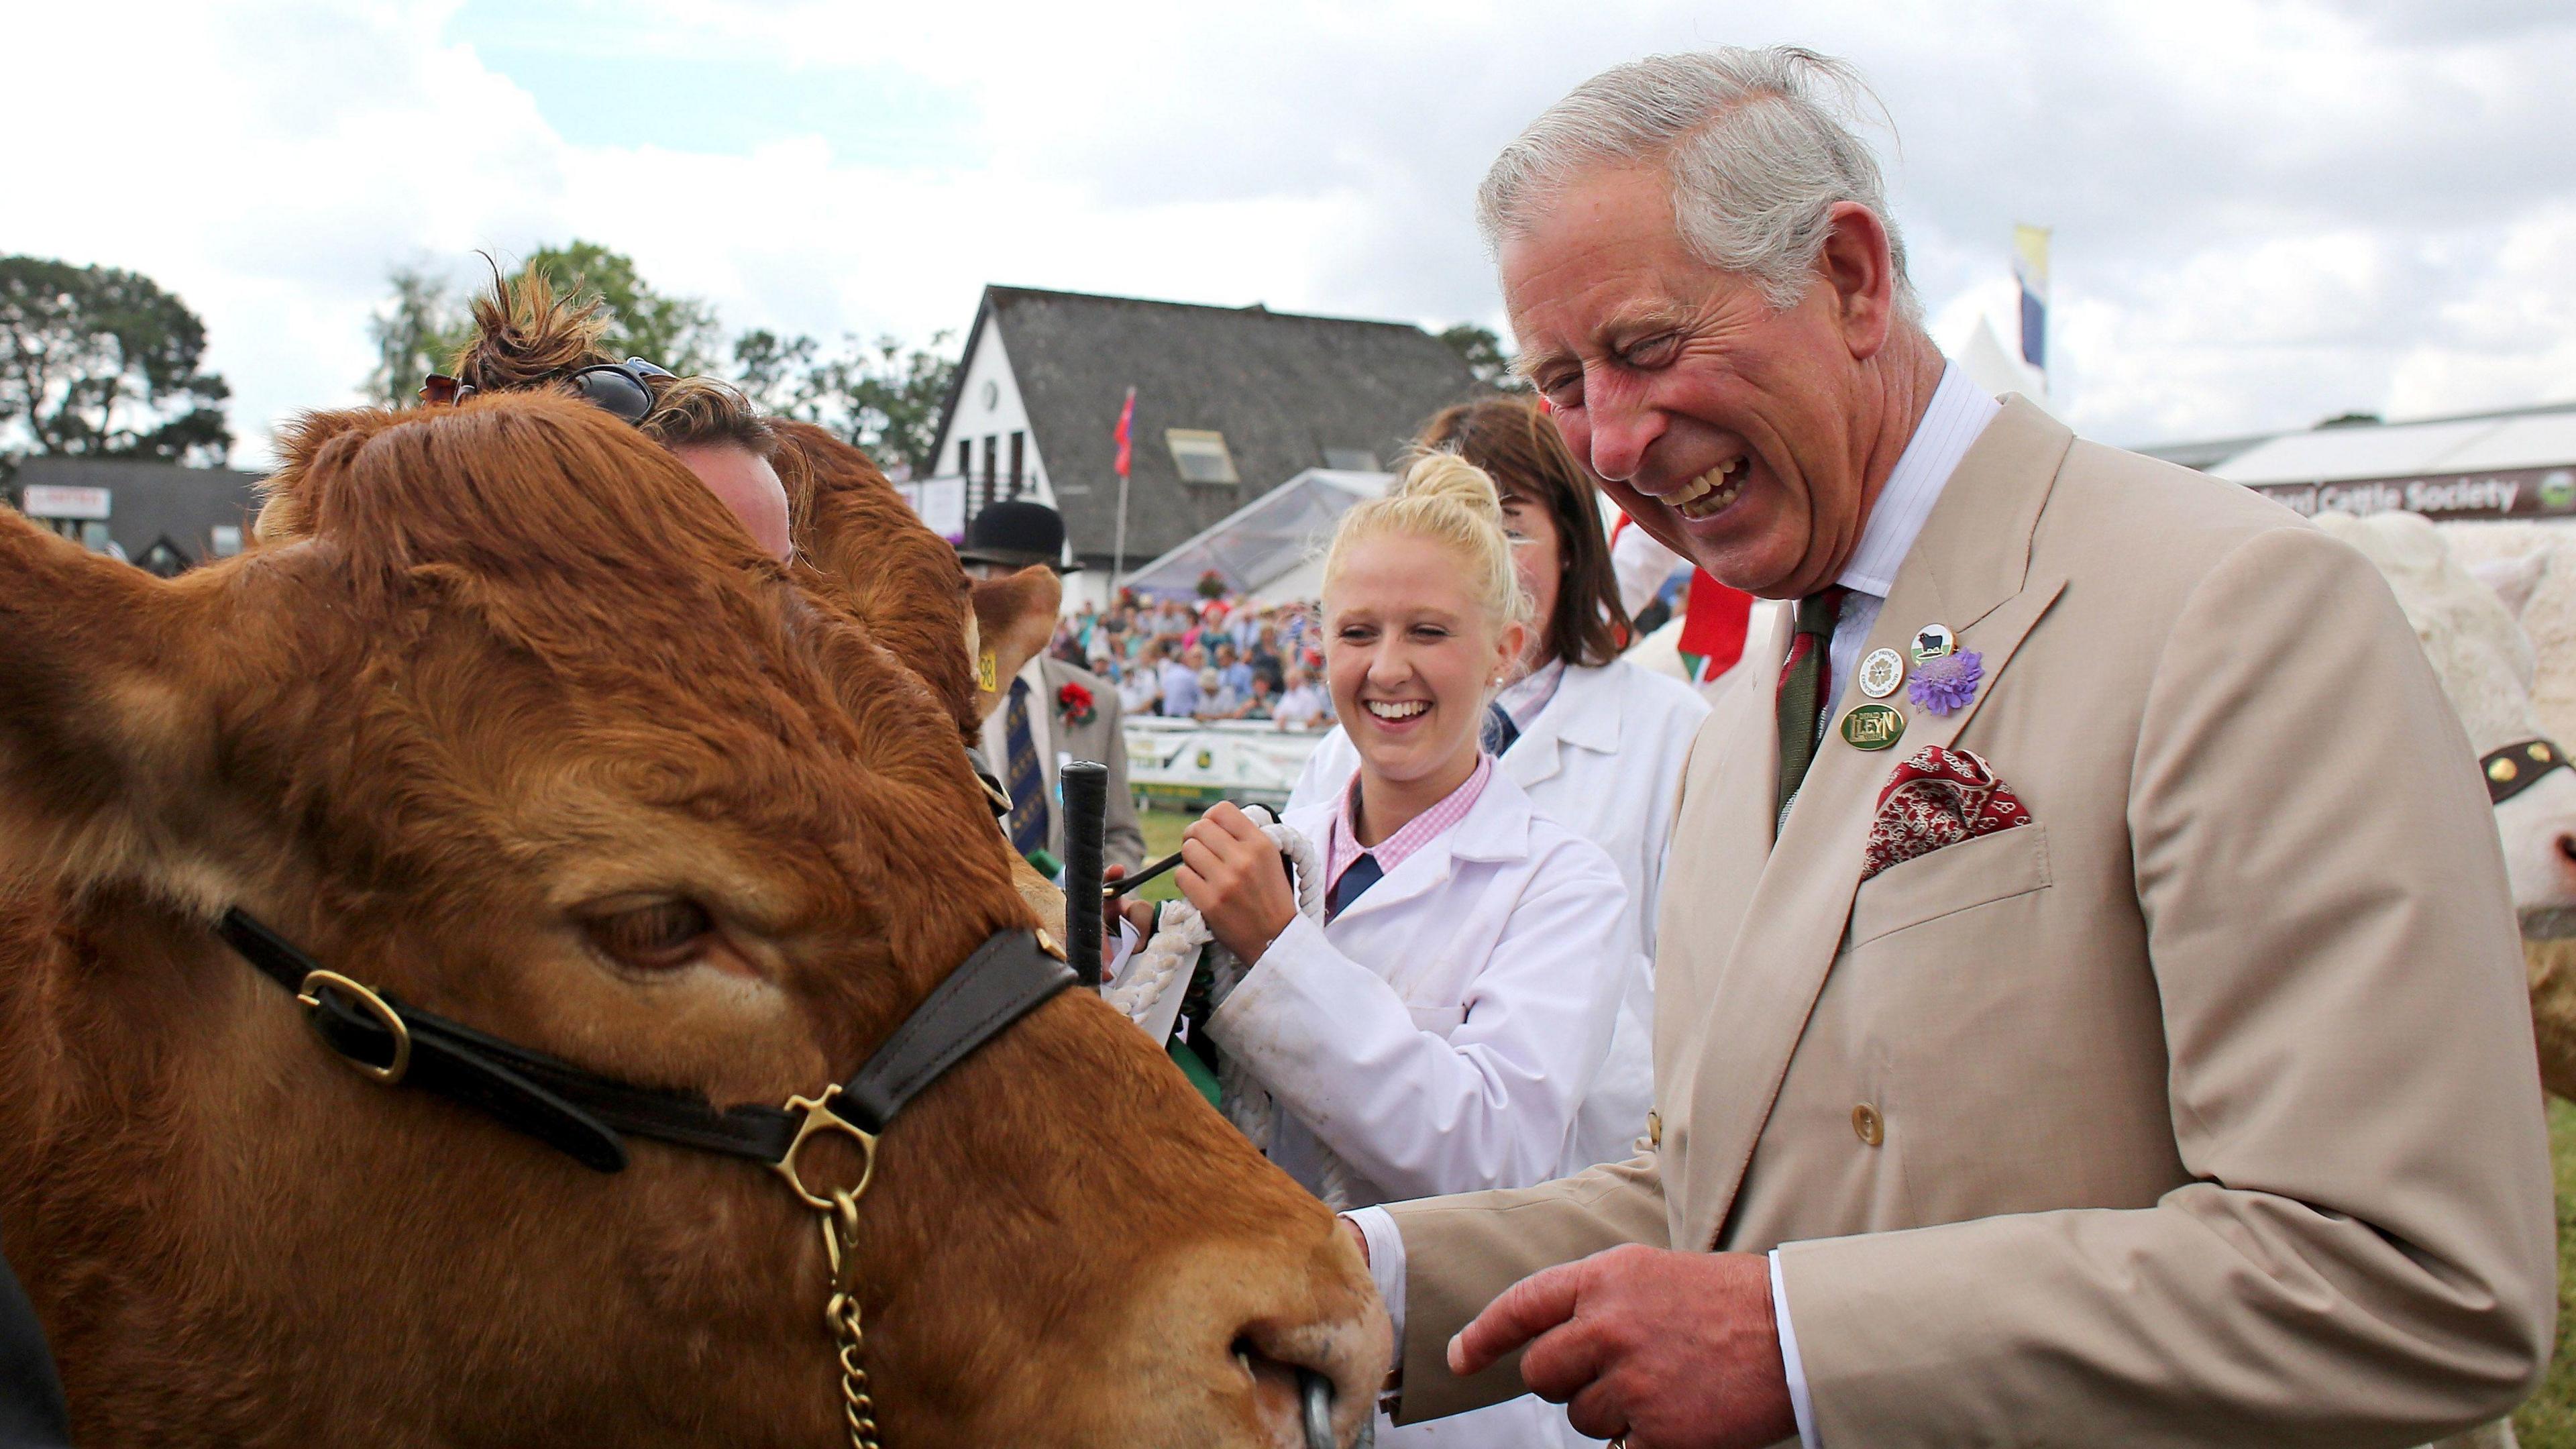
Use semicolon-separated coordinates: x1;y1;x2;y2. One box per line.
19;484;111;521
2249;466;2576;521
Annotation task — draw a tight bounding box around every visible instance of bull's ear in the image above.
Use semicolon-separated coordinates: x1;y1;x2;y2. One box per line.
2472;553;2546;622
0;510;237;906
969;566;1064;723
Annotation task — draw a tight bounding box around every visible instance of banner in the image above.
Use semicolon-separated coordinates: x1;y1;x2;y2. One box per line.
2012;224;2050;375
1113;386;1136;479
2247;466;2576;522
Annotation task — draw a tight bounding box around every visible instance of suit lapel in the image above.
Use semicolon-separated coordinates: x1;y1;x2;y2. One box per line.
1678;398;2077;1249
1651;602;1790;1117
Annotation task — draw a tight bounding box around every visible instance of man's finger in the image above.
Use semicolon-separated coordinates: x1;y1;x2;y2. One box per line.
1564;1377;1629;1444
1515;1317;1609;1404
1546;1371;1627;1433
1448;1262;1585;1376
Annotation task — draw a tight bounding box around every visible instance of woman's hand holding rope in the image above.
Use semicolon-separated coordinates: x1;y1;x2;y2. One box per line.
1178;802;1299;964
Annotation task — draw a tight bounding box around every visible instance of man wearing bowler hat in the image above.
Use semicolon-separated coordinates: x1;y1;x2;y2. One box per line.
957;500;1145;874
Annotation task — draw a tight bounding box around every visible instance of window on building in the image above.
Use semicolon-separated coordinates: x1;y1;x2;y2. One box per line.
1165;429;1240;485
981;435;999;514
139;538;189;578
1008;432;1026;498
957;438;973;479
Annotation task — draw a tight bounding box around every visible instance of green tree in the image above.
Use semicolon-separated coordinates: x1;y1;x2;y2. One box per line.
731;327;818;417
808;332;959;476
364;262;472;406
1439;322;1530;393
522;241;722;375
739;330;957;476
0;256;232;465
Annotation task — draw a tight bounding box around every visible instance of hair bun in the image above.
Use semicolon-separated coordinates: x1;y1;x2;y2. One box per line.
1320;448;1532;630
1392;451;1507;523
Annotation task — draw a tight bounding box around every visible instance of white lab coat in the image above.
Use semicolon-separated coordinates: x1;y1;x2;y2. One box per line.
1207;770;1628;1449
1289;658;1709;1174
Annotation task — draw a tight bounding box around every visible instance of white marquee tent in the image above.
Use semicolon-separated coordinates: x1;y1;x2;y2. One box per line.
1119;468;1389;602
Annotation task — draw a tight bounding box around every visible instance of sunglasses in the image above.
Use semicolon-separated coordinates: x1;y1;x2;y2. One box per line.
419;357;677;424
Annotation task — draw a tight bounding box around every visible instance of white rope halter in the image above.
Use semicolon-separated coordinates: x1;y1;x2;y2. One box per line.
1102;808;1359;1210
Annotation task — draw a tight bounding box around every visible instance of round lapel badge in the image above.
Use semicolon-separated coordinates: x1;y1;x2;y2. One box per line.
1856;647;1905;700
1841;702;1906;751
1910;623;1956;663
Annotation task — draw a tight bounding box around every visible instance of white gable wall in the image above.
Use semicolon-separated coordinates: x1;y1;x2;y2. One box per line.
938;325;1054;513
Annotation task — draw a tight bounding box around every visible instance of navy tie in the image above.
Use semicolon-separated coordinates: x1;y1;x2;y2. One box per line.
1327;853;1385;921
1004;678;1048;859
1481;701;1520;757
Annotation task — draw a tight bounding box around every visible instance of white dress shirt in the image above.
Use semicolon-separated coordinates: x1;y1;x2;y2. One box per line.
1349;364;1999;1449
977;653;1055;804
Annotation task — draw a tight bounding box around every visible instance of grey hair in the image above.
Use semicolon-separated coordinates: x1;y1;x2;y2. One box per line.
1479;48;1919;319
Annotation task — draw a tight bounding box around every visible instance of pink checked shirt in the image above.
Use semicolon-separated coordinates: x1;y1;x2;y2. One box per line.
1324;753;1495;903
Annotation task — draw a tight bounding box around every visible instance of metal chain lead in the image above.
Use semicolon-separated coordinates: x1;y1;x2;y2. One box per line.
820;1188;881;1449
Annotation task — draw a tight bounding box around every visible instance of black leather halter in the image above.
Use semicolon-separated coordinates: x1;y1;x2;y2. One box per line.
2483;738;2570;806
215;908;1073;1177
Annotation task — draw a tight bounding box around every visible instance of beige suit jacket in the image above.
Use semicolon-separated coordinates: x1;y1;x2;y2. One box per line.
1385;399;2557;1445
1036;655;1145;873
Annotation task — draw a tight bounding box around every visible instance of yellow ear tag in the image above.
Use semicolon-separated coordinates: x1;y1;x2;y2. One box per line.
977;649;1000;693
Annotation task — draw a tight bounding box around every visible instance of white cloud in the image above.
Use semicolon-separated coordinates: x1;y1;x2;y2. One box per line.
1;0;2568;466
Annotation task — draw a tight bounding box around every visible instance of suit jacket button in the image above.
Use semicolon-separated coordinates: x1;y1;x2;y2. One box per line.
1851;1104;1884;1147
1646;1110;1662;1149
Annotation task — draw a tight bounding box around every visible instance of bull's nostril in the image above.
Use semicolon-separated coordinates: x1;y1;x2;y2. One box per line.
2559;835;2576;866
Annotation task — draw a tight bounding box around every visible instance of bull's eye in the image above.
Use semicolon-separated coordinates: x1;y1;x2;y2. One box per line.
582;899;716;971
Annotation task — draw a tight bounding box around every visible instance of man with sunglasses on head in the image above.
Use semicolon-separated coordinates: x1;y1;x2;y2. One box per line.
427;278;794;564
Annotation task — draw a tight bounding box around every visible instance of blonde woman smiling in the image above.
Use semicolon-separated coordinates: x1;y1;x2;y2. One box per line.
1176;454;1628;1447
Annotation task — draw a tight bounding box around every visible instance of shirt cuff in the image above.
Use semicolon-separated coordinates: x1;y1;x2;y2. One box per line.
1344;1206;1407;1364
1770;1248;1819;1449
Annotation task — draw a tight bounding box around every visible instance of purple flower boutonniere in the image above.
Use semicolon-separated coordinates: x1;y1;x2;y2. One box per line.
1907;649;1983;717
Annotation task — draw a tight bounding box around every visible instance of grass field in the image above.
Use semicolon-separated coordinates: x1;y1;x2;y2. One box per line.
2518;1099;2576;1446
1140;797;2576;1437
1135;806;1195;904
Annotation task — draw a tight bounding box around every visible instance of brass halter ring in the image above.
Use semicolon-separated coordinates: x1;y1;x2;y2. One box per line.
773;1085;880;1212
294;969;413;1085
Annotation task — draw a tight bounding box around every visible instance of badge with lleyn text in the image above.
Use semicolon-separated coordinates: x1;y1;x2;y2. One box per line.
1856;647;1904;700
1910;623;1956;663
1841;702;1906;751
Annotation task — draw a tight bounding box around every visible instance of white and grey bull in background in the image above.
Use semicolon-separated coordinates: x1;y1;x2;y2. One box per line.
2317;513;2576;1123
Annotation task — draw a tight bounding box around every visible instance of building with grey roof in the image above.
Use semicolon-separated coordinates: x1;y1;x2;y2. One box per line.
4;456;264;574
920;286;1483;600
2145;398;2576;523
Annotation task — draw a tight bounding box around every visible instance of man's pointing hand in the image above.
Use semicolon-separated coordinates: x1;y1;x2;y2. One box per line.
1448;1245;1796;1449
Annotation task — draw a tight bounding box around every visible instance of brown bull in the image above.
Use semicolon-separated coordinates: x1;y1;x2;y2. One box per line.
0;394;1384;1446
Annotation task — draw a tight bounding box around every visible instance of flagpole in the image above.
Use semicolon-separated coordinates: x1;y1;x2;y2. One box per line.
1112;473;1131;590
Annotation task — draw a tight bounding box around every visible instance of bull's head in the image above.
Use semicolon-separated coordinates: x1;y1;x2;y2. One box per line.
0;395;1384;1446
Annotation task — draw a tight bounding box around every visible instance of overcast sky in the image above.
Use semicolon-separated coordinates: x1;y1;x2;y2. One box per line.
8;0;2571;467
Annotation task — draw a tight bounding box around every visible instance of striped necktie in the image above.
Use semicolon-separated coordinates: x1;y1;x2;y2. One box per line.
1004;677;1049;859
1774;588;1847;824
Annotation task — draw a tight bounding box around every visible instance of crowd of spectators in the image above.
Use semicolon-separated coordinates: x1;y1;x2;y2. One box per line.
1048;588;1335;729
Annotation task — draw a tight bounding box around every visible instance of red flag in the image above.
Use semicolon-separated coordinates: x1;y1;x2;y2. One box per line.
1113;386;1135;479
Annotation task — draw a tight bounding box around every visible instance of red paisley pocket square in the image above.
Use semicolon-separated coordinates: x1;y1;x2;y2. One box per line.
1860;745;2034;883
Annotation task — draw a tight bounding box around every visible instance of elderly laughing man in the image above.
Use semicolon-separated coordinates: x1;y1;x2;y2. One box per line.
1343;47;2554;1449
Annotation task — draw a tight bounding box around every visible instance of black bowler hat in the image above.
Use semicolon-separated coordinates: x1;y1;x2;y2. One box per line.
957;500;1082;573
